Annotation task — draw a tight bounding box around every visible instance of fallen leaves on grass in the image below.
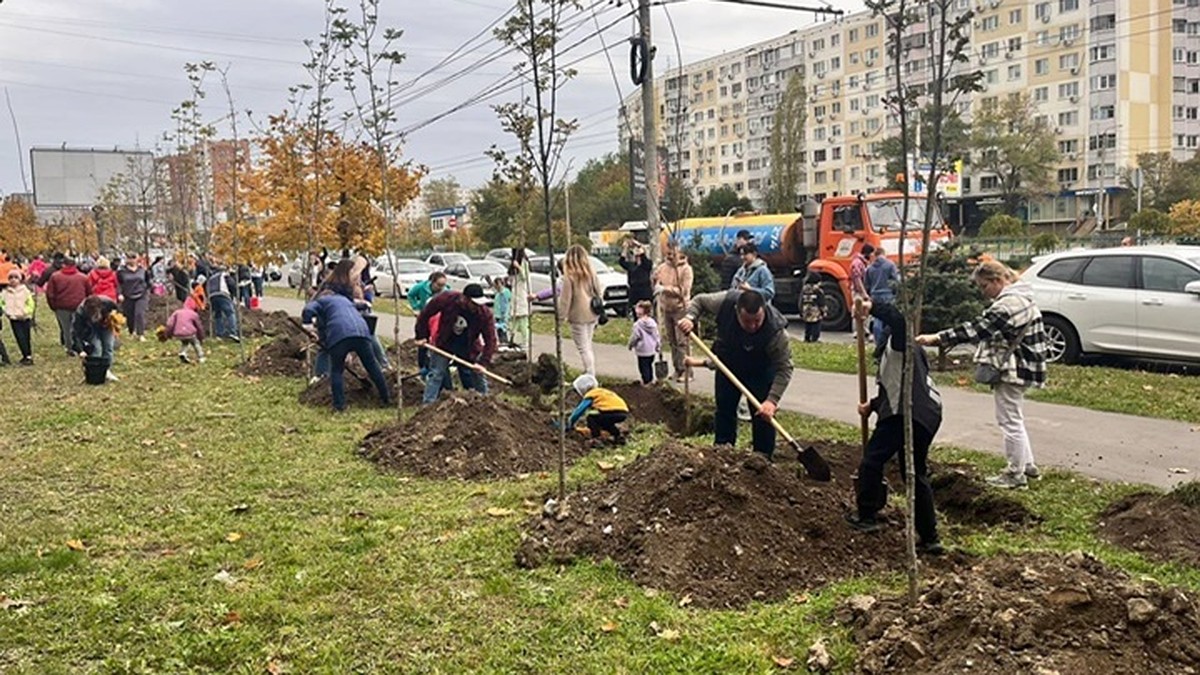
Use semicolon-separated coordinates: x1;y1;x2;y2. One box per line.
225;532;244;543
773;656;795;668
613;596;629;608
600;620;617;633
649;621;680;641
212;570;237;586
243;557;264;571
222;611;241;625
65;539;86;552
0;596;33;611
485;507;515;518
596;460;616;471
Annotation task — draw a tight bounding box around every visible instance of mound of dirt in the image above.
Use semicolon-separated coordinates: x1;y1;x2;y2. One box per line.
1098;488;1200;568
931;467;1040;527
146;295;305;340
606;382;715;436
298;368;420;409
238;335;311;378
841;551;1200;674
358;392;588;480
515;440;908;608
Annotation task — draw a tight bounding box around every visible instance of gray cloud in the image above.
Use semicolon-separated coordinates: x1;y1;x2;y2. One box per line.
0;0;864;196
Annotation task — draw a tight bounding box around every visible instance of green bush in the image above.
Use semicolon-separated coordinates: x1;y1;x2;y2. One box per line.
905;239;986;333
1172;481;1200;509
1128;208;1171;235
979;213;1027;237
1031;232;1062;255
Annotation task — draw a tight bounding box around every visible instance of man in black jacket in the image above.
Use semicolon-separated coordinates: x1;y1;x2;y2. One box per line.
846;299;944;555
618;240;653;308
718;229;753;289
678;289;793;458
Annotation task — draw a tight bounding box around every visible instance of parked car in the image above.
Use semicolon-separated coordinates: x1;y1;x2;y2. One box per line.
372;257;436;298
528;254;630;316
425;252;471;270
441;259;509;302
1022;245;1200;364
484;247;537;264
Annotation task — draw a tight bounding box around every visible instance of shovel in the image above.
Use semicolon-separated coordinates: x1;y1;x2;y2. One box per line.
688;332;832;482
423;342;514;386
854;298;870;454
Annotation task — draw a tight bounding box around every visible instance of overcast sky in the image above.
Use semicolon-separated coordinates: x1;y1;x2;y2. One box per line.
0;0;866;198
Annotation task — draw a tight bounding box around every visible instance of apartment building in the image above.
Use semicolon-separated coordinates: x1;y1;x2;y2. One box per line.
620;0;1198;231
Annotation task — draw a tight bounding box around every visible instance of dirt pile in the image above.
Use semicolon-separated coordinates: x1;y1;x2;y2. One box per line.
606;383;715;436
841;552;1200;674
147;294;182;327
516;441;907;608
1098;483;1200;567
359;392;587;479
238;336;311;378
931;467;1040;527
146;295;305;340
298;368;418;409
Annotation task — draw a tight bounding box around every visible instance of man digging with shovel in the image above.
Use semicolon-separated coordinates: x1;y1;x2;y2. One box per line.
677;289;831;481
414;283;499;405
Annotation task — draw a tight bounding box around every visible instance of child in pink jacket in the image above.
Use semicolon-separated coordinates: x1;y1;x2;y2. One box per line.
165;297;205;364
627;300;661;384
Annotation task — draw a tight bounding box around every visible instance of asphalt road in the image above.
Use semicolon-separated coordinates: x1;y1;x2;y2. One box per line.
264;295;1198;489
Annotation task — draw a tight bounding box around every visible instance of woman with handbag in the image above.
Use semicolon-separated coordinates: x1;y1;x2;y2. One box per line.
558;245;602;375
916;260;1049;489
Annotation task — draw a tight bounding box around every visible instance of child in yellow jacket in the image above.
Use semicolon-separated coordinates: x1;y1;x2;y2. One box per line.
567;374;629;444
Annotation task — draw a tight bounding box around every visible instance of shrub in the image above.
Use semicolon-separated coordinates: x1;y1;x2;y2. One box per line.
1171;481;1200;509
1128;208;1171;235
1030;232;1061;255
979;213;1026;237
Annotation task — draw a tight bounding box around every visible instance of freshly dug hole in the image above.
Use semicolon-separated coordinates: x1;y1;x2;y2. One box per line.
298;367;418;408
359;391;588;479
930;467;1040;527
516;440;908;608
147;295;307;340
1098;485;1200;567
842;551;1200;674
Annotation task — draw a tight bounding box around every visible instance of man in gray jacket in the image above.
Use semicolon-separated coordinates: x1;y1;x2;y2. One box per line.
678;289;793;458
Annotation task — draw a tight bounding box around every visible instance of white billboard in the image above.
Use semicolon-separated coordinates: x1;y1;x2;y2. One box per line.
30;147;154;207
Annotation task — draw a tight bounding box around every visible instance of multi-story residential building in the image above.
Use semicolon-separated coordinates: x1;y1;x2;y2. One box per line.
620;0;1195;232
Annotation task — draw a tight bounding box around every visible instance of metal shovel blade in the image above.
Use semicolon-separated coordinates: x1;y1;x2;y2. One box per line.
794;441;832;482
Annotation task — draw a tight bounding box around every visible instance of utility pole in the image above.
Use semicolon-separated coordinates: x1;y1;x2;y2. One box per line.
638;0;661;266
565;182;572;241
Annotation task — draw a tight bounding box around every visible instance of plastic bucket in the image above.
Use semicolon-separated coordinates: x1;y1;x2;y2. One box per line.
249;296;261;310
83;357;109;385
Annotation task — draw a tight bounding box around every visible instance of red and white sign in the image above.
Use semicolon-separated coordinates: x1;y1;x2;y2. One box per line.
448;216;458;230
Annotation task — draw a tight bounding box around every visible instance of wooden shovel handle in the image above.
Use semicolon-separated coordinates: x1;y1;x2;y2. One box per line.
686;331;797;445
423;341;514;386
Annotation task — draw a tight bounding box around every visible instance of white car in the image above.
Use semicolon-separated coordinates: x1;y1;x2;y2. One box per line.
425;252;471;270
442;259;509;301
372;257;436;298
1022;245;1200;364
528;254;630;316
484;247;536;264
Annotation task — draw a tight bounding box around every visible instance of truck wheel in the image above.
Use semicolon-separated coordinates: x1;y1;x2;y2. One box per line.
819;279;851;332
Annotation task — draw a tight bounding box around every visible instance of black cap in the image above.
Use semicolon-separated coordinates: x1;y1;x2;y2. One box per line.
463;283;485;298
736;229;753;240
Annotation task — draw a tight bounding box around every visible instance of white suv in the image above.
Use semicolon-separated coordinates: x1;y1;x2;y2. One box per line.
1022;245;1200;364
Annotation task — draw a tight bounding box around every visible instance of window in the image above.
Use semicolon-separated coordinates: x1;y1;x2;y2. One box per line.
1142;257;1200;293
865;22;879;38
1090;14;1115;31
1034;86;1049;102
831;34;840;47
980;176;1001;190
1091;44;1116;62
1059;0;1078;11
1008;36;1023;52
1088;133;1116;150
1176;76;1188;93
1080;256;1135;289
1057;168;1079;182
1060;25;1081;42
986;69;999;84
1038;257;1087;283
813;149;827;162
1035;59;1050;76
1091;105;1115;120
981;42;1001;59
1008;64;1022;80
1059;139;1079;154
1176;47;1188;63
831;147;842;160
1175;19;1188;34
849;28;859;42
981;16;999;31
1035;3;1051;21
1092;74;1116;90
1058;81;1079;99
1059;53;1079;70
1058;111;1079;126
1009;9;1022;24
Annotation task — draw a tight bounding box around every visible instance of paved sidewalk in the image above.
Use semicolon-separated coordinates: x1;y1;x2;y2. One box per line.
264;296;1197;489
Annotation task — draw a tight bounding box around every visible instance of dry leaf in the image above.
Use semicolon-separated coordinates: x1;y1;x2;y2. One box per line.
1142;384;1155;391
230;503;251;514
596;460;616;471
266;660;285;675
65;539;86;552
773;656;795;668
212;570;237;586
613;596;629;609
243;557;264;571
485;507;515;517
678;594;693;608
658;628;681;642
600;620;617;633
0;596;33;610
225;532;244;543
141;439;157;447
222;611;241;625
956;376;970;386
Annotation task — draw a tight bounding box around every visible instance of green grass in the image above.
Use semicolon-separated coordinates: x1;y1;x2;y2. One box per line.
0;300;1197;672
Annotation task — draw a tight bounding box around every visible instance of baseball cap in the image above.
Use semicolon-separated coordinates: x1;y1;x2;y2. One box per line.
463;283;485;298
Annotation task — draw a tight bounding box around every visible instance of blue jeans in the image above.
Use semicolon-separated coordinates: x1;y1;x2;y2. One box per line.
869;294;895;348
211;295;238;338
90;328;115;368
315;337;387;378
422;351;487;404
328;336;391;411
